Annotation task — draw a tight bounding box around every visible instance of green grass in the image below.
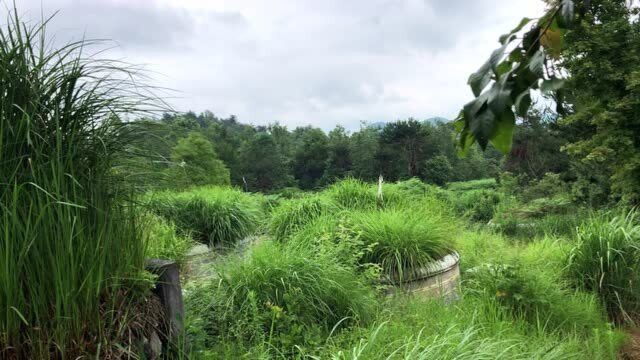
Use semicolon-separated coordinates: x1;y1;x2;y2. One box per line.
184;240;377;357
347;208;455;281
268;195;338;241
0;9;159;357
142;212;196;264
566;210;640;323
323;178;379;210
317;296;622;360
447;178;497;192
147;186;260;248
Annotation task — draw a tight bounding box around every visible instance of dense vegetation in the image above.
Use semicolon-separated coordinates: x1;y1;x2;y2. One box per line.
3;0;640;359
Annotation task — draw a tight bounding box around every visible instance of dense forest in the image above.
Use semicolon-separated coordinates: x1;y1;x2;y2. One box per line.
126;114;502;191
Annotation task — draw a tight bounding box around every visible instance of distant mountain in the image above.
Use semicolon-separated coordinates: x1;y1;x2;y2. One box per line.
366;117;450;130
423;116;450;124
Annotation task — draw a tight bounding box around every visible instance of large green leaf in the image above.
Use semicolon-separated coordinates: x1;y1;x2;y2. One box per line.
499;17;533;44
468;62;492;97
490;109;515;153
469;105;496;150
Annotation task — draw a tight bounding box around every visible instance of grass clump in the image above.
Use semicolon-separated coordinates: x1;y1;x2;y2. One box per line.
348;209;455;281
0;9;160;358
147;187;260;247
566;210;640;323
323;178;378;210
268;195;338;241
447;178;497;192
185;240;377;357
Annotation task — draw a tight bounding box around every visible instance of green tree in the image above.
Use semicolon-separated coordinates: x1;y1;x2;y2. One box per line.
379;119;427;178
239;132;292;192
424;155;453;186
559;0;640;204
323;125;352;183
350;125;380;181
169;132;230;187
293;128;329;189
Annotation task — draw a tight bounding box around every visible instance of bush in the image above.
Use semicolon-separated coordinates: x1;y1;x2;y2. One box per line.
269;196;338;241
464;263;607;335
566;210;640;323
147;187;260;247
142;213;195;264
452;189;504;222
347;209;454;281
185;240;377;355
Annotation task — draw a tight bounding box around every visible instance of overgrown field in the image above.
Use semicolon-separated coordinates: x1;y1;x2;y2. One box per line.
143;178;640;359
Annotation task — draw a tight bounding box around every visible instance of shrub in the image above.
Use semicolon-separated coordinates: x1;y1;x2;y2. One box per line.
464;263;607;335
147;187;260;247
348;209;454;281
566;210;640;323
185;241;377;355
452;189;504;222
424;155;453;186
268;196;338;241
323;178;378;210
142;213;195;264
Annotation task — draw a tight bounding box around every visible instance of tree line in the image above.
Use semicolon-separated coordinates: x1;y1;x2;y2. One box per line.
124;114;502;192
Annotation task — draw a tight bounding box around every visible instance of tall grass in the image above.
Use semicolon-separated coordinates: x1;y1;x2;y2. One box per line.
269;195;338;241
147;187;260;248
185;240;377;357
142;212;195;264
323;178;378;210
0;9;160;358
566;210;640;323
320;296;622;360
349;209;454;281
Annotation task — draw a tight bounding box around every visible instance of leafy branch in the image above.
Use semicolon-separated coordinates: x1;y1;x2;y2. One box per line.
455;0;577;154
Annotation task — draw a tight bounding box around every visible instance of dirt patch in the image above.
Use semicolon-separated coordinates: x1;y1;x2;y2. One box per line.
622;328;640;360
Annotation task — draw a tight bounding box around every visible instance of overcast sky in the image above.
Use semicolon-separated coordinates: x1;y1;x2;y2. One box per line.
17;0;546;130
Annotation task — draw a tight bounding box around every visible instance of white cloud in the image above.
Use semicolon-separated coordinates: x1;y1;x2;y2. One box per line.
16;0;547;130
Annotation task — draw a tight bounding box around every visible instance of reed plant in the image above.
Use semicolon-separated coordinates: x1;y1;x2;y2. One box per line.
566;210;640;323
0;8;160;358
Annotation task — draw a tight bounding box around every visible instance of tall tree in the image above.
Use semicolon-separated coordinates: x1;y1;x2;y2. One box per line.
560;0;640;204
239;132;292;192
293;128;329;189
168;132;230;187
323;125;352;183
379;119;427;178
350;125;380;181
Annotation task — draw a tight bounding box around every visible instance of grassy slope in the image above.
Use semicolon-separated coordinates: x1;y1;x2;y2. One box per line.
148;181;626;359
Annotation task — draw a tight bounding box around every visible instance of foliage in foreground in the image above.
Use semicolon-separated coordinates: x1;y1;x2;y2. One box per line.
0;10;157;358
147;187;260;247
